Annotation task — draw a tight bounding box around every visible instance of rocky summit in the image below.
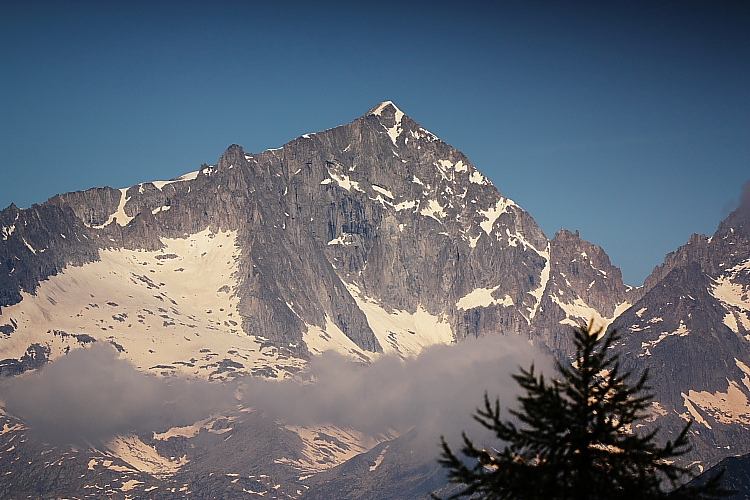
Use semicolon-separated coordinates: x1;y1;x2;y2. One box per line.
0;102;748;499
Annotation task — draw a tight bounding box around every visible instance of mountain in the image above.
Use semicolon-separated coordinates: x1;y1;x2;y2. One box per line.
691;452;750;499
611;199;750;466
0;102;626;371
0;101;747;498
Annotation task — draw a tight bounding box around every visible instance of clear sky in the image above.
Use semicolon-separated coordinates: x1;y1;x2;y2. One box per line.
2;0;748;286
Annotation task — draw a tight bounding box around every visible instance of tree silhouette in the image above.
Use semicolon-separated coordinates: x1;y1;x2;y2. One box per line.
436;323;729;500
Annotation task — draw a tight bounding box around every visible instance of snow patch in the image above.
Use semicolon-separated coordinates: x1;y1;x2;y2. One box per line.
553;295;613;331
151;171;199;190
640;321;691;355
681;394;712;429
371;185;393;199
153;414;233;440
370;101;404;145
724;313;740;333
22;238;36;254
710;266;750;312
527;245;550;320
386;120;403;145
478;198;515;235
409;127;439;142
469;170;488;185
106;434;187;477
92;188;133;228
370;100;400;117
736;359;750;394
456;286;514;310
303;316;372;361
419;199;446;221
370;445;389;471
1;224;15;240
434;160;453;180
682;381;750;427
327;171;362;192
613;302;632;318
394;200;417;212
121;479;144;492
151;205;171;215
345;284;454;357
277;424;388;474
327;234;355;246
0;422;25;436
737;358;750;380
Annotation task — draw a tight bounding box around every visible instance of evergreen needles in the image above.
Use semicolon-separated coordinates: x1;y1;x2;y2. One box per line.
436;323;731;500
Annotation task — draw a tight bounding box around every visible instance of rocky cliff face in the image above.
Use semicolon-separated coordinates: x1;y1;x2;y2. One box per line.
526;228;630;356
0;202;99;308
3;101;626;361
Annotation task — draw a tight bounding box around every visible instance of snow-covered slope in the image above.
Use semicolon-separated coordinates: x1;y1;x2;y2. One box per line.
0;228;308;380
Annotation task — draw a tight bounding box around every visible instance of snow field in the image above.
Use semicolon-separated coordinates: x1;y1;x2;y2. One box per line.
0;228;305;380
276;424;389;474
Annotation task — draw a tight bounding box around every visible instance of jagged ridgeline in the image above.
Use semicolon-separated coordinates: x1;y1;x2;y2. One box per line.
0;101;632;367
0;102;748;499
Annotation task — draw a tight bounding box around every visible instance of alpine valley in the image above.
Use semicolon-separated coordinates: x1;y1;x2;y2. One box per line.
0;102;748;499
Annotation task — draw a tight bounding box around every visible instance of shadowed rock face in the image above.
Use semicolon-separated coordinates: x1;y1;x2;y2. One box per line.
0;202;100;307
0;102;748;498
691;451;750;499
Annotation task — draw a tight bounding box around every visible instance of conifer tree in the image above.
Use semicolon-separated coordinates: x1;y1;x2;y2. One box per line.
436;323;729;500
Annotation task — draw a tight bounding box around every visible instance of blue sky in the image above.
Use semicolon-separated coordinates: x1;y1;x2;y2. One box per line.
2;1;748;285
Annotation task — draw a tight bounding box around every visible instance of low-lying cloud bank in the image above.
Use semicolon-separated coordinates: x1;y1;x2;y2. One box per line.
239;334;553;453
0;344;236;446
0;334;553;454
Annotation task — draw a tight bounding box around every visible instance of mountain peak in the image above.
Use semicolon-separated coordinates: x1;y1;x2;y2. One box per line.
366;101;409;146
218;144;247;169
553;228;582;241
367;100;403;117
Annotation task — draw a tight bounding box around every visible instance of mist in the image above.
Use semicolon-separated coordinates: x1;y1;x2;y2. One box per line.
740;179;750;215
0;343;237;446
238;334;554;455
723;179;750;219
0;335;553;455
